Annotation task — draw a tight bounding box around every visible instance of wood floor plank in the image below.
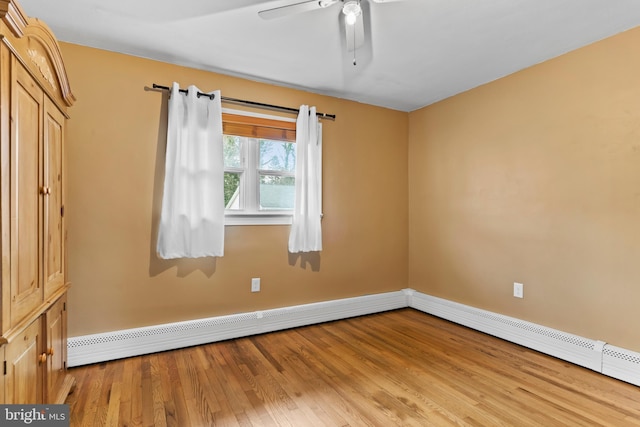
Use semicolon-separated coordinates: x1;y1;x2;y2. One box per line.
127;357;144;427
65;309;640;426
104;382;121;427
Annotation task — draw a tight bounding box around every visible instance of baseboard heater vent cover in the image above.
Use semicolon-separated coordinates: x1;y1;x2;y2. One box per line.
602;344;640;386
408;292;605;372
67;290;407;367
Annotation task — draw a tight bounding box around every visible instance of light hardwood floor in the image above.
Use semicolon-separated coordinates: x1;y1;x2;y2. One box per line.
65;309;640;426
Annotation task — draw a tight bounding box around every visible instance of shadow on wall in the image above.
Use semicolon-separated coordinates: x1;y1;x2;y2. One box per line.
146;87;218;278
288;252;321;272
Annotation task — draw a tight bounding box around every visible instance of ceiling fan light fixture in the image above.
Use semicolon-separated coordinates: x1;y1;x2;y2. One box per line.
342;1;362;26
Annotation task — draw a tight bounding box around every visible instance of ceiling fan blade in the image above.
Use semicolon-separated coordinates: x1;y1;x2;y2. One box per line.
259;0;337;20
345;14;365;52
100;0;276;22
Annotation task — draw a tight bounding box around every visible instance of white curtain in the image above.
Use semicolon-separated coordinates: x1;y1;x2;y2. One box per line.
289;105;323;253
157;82;224;259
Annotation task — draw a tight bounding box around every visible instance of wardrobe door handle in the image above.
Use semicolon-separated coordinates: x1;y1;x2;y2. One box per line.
39;353;48;364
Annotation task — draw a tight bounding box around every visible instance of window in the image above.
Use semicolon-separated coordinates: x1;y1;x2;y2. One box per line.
223;111;297;225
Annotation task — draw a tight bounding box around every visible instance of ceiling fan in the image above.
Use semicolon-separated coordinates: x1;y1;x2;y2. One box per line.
258;0;404;65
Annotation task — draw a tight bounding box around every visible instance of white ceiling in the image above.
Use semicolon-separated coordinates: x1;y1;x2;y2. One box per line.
18;0;640;112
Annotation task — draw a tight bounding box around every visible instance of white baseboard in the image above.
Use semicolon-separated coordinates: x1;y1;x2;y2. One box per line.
406;291;606;371
67;290;408;367
67;289;640;387
406;291;640;387
602;344;640;386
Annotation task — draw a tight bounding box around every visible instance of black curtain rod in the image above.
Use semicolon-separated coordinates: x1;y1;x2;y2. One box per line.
152;84;336;121
152;83;215;100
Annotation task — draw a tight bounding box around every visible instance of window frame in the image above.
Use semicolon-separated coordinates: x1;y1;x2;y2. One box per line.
223;108;297;226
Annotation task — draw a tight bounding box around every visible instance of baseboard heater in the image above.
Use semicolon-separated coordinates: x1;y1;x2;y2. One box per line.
67;291;408;367
67;289;640;387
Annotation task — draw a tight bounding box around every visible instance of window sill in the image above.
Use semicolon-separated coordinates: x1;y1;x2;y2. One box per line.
225;212;293;226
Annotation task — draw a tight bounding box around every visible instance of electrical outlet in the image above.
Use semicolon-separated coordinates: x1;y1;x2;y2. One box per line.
251;278;261;293
513;282;524;298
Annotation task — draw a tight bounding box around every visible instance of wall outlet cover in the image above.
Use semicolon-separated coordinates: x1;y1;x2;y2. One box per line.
513;282;524;298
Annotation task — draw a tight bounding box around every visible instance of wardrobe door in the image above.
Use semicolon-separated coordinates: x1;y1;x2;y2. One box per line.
43;98;65;299
10;59;44;326
3;319;43;404
44;295;67;403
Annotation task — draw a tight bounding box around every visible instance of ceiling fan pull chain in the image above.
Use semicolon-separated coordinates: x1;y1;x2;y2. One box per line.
353;19;357;66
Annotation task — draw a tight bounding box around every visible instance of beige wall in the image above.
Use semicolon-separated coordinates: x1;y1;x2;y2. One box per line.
62;25;640;353
409;27;640;352
60;44;408;336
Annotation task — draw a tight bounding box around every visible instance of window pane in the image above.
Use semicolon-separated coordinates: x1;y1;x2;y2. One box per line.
224;172;241;209
224;135;242;168
259;175;295;210
259;139;296;173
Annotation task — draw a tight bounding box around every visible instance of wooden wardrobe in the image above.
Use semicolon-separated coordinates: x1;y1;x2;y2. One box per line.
0;0;75;404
